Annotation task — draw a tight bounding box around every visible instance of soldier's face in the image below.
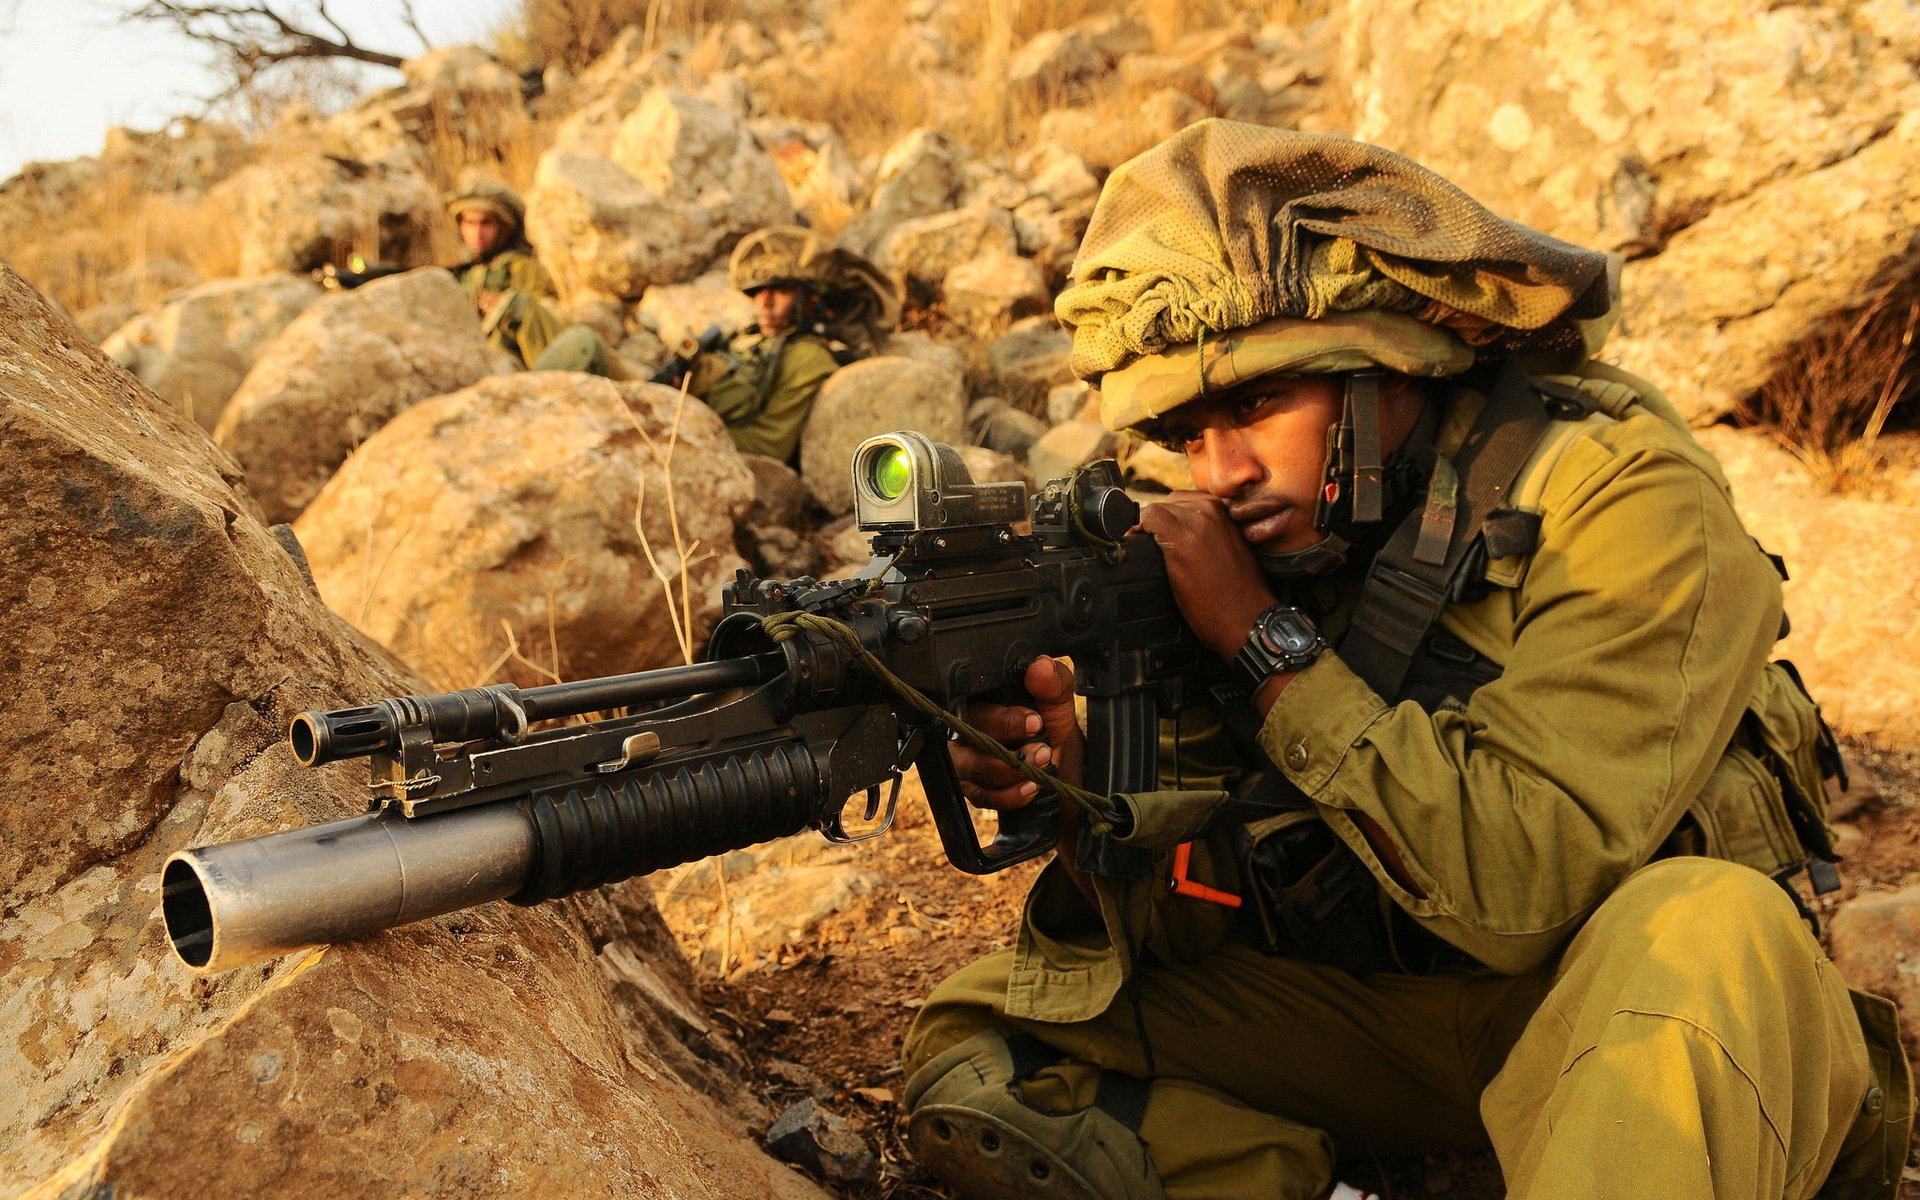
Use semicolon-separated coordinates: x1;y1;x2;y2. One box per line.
753;284;798;333
457;210;512;257
1156;374;1427;554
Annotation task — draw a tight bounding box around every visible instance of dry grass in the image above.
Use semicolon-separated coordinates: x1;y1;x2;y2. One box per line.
2;168;245;315
743;0;935;156
503;0;757;73
1746;282;1919;494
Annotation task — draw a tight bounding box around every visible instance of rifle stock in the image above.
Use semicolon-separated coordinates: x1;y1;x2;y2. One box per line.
162;436;1205;972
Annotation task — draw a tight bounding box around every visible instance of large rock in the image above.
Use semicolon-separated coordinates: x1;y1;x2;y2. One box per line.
101;274;323;430
942;251;1051;338
294;374;754;688
986;315;1075;410
881;205;1019;291
211;152;441;276
1344;0;1918;255
879;330;968;381
799;356;968;514
613;88;792;226
1028;419;1117;484
1696;426;1920;743
1607;114;1920;422
527;88;794;300
0;265;823;1200
1008;28;1112;104
637;270;756;349
838;130;969;259
526;152;707;300
761;125;867;234
213;269;492;525
1340;1;1920;422
1826;887;1920;1081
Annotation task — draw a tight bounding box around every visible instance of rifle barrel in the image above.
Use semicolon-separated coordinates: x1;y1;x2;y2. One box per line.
290;653;784;766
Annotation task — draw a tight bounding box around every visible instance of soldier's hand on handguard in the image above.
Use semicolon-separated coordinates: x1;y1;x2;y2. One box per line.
948;656;1085;811
1139;493;1278;662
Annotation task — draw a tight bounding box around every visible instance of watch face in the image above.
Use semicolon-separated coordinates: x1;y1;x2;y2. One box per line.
1258;611;1317;656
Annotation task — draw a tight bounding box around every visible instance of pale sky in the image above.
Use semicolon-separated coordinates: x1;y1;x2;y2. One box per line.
0;0;519;181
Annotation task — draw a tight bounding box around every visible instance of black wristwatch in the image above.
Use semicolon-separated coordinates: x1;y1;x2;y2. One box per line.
1232;606;1326;693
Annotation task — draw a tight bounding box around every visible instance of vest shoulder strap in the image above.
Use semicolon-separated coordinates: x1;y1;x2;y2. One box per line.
1338;362;1560;699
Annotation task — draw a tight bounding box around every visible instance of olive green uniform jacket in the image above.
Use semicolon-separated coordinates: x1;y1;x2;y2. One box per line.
694;329;839;462
907;365;1911;1199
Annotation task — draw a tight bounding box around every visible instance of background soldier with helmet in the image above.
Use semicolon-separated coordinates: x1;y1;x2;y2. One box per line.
445;176;625;377
902;121;1912;1200
682;225;899;463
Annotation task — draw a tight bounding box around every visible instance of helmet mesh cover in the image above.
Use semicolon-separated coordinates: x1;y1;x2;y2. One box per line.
1057;120;1618;383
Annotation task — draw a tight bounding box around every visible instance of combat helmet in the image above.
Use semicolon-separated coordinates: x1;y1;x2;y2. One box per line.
1057;120;1620;572
445;176;527;232
730;226;903;352
729;225;832;295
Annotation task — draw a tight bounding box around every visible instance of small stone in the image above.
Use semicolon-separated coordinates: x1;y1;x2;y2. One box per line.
764;1098;877;1187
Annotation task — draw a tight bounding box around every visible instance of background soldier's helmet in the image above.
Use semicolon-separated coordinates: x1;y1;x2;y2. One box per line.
1057;120;1622;434
445;177;528;233
730;226;903;351
729;226;830;295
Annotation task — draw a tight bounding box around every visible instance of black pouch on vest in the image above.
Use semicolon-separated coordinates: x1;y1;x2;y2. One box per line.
1236;806;1398;977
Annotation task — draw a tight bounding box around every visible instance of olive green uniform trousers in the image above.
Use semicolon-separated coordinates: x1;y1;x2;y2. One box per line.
457;249;623;377
906;858;1904;1199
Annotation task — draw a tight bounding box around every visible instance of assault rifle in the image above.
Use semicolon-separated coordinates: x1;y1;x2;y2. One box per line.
648;323;727;386
162;433;1205;973
314;255;408;291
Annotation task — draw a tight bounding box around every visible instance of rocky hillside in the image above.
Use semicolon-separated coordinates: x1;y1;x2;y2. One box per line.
2;1;1917;1196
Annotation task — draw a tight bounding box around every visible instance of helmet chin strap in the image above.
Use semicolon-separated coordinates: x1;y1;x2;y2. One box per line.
1259;372;1436;579
1257;534;1353;578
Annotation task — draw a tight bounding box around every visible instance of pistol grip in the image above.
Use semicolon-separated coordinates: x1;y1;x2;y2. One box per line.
916;736;1059;875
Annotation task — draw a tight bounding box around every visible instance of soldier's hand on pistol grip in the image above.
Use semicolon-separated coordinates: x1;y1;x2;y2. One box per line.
948;656;1084;811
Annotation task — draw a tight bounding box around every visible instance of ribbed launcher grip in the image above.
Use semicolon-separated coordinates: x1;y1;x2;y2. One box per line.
512;743;824;904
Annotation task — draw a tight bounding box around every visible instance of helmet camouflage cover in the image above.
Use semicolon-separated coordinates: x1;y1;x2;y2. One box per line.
445;175;527;231
1056;120;1622;432
731;226;903;347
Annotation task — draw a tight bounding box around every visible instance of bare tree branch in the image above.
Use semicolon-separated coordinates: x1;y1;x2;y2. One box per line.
124;0;408;101
396;0;432;54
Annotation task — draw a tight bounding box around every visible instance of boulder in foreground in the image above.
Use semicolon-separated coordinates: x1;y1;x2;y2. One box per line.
0;264;824;1199
295;373;754;688
213;268;493;524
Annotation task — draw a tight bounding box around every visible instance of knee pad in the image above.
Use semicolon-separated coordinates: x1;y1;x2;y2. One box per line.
903;1030;1166;1200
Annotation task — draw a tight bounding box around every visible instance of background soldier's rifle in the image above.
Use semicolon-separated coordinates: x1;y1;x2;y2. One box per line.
314;255;408;290
162;433;1204;973
648;323;727;386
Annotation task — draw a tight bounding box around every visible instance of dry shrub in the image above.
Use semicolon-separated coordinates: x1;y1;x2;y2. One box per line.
741;0;933;155
507;0;754;72
1746;283;1919;494
1;168;245;315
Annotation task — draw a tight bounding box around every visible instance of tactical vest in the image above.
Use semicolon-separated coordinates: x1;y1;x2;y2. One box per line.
1232;361;1848;977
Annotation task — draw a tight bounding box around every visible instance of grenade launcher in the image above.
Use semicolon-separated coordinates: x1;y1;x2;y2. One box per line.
162;433;1204;973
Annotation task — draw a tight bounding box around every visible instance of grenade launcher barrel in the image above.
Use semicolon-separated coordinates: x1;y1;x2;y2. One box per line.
162;805;536;973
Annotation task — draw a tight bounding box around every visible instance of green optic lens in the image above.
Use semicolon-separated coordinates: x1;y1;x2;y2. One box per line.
871;445;913;500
